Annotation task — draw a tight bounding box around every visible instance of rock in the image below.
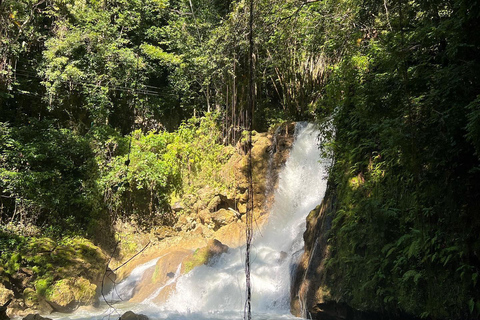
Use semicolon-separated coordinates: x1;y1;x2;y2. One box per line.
46;277;96;313
198;209;212;225
0;299;12;320
119;311;149;320
129;249;191;303
175;215;188;231
22;314;52;320
211;209;235;230
207;196;222;212
153;226;175;240
192;225;204;236
36;299;53;315
171;201;184;212
236;191;249;203
213;222;246;248
11;268;34;288
237;203;247;214
207;194;235;212
192;200;205;213
96;268;116;299
183;239;229;273
23;288;37;308
206;239;229;256
290;197;334;318
0;285;14;306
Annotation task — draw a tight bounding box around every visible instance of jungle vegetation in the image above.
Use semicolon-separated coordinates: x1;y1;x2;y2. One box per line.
1;0;479;319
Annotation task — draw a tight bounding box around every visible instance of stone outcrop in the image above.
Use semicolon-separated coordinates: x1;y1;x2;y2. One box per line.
128;239;229;304
290;189;336;319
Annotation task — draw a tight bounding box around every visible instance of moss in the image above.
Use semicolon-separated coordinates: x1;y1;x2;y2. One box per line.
46;277;96;307
35;278;53;296
183;247;210;273
23;288;38;308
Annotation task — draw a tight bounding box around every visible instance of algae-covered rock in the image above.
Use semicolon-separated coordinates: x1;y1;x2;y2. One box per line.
183;239;229;273
46;277;96;312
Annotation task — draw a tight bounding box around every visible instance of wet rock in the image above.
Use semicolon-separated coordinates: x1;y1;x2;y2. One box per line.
119;311;149;320
36;299;53;315
96;268;116;299
291;197;334;318
214;221;246;248
183;239;229;273
129;249;192;303
22;314;52;320
206;239;229;256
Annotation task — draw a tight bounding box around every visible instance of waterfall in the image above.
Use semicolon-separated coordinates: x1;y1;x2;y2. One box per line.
81;123;328;320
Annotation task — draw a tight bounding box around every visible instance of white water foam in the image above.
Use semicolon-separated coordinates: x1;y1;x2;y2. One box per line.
153;123;328;317
58;123;328;320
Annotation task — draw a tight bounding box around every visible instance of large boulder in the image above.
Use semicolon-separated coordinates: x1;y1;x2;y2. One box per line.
45;277;96;313
129;249;191;303
211;209;236;230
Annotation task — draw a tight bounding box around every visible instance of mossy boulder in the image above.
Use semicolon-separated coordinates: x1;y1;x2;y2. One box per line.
45;277;96;312
183;239;229;273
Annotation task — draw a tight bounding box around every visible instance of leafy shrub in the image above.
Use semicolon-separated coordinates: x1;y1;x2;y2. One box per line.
99;113;232;226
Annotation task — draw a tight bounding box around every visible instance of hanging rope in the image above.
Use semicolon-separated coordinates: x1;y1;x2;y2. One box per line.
244;0;254;319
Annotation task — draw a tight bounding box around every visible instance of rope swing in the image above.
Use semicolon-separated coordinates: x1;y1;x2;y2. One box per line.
244;0;255;319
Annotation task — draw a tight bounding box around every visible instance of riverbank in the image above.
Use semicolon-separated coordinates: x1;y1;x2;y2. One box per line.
0;123;295;318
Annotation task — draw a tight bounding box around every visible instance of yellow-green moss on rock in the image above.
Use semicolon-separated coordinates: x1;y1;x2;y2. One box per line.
45;277;96;312
183;239;229;273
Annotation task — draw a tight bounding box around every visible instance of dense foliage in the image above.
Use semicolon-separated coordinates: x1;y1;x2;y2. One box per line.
1;0;480;319
317;1;480;319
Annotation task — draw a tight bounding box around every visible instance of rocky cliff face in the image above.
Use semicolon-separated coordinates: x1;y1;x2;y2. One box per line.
290;188;337;319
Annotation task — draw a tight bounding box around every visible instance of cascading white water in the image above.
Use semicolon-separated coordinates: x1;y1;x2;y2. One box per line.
60;123;328;320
